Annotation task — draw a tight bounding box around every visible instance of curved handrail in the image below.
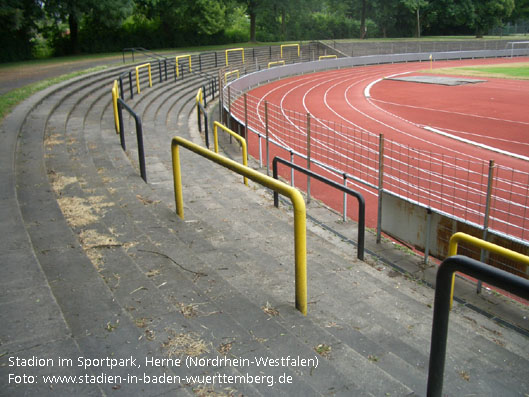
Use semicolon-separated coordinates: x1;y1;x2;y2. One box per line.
171;136;308;315
427;255;529;397
272;156;365;260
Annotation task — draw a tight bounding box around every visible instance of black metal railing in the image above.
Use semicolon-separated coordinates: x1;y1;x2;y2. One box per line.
122;47;168;63
117;98;147;182
272;156;365;260
196;98;210;149
427;255;529;397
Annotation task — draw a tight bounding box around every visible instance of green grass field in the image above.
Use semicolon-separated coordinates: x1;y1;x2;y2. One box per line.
429;62;529;80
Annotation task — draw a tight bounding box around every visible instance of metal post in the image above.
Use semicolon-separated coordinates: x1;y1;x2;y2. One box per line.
197;103;202;133
265;101;270;176
425;208;432;265
164;59;168;81
343;174;347;222
218;69;223;122
258;135;263;168
478;160;495;294
290;151;295;186
227;86;232;132
135;116;147;182
376;134;385;243
117;101;126;151
119;77;124;100
244;94;248;140
199;54;202;71
306;113;311;203
129;71;134;100
158;61;162;83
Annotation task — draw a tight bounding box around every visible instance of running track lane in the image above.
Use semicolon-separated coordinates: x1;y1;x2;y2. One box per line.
234;58;529;242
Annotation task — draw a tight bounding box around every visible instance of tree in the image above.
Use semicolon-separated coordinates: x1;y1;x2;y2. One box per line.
372;0;401;37
401;0;428;37
359;0;367;38
472;0;514;37
0;0;43;61
44;0;132;54
423;0;475;35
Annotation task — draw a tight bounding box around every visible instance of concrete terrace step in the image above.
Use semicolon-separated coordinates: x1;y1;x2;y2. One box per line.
0;59;527;397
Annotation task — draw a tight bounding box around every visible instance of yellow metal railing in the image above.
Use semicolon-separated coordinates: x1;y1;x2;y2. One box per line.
319;55;338;60
175;55;192;77
111;80;120;134
135;63;152;94
224;70;240;84
225;48;244;66
448;232;529;308
213;122;248;186
195;87;204;106
268;60;285;69
280;44;300;58
171;136;308;315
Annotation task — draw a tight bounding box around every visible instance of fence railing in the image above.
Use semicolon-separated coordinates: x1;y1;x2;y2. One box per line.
222;49;529;250
427;254;529;397
170;136;308;315
272;156;365;260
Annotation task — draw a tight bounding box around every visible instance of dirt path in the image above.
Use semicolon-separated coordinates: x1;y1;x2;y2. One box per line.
0;55;123;95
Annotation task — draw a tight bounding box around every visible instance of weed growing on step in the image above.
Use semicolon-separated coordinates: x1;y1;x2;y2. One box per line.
314;343;331;358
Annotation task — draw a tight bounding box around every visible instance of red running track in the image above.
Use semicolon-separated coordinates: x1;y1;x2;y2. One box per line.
237;58;529;242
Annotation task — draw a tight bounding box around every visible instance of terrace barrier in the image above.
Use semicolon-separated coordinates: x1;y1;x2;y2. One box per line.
111;80;120;133
448;232;529;308
213;121;248;186
171;136;308;315
268;60;285;68
117;98;147;182
280;43;300;58
427;255;529;397
175;55;192;77
225;48;245;66
272;157;365;260
135;63;152;94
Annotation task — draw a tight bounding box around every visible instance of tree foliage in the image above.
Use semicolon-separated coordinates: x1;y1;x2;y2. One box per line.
1;0;528;62
0;0;43;61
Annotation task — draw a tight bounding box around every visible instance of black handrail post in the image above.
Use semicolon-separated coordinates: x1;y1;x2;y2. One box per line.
196;102;209;149
158;61;162;83
117;100;126;151
427;255;529;397
199;54;202;71
134;115;147;182
197;103;202;133
272;156;365;260
204;111;209;149
129;71;133;100
119;76;124;100
118;98;147;183
202;85;207;107
164;59;168;81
